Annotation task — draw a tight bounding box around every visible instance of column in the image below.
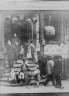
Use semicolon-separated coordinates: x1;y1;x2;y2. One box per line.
35;14;40;51
39;14;45;53
61;17;65;43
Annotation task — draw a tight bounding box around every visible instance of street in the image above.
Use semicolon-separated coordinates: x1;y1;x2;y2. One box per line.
0;80;69;93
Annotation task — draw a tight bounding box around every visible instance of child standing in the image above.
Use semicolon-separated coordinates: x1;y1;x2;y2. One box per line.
32;62;40;87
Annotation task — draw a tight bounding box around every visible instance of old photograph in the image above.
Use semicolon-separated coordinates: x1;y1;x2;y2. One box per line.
0;0;69;95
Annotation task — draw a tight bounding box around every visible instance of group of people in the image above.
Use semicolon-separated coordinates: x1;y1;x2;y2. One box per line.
8;55;64;89
44;56;64;89
6;37;37;70
5;33;64;89
9;57;40;88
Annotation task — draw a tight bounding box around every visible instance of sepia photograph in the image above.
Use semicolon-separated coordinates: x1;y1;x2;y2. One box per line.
0;0;69;96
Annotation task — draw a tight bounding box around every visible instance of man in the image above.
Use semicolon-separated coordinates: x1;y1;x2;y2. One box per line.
44;56;55;86
21;57;31;87
6;40;18;70
54;56;64;89
29;41;35;61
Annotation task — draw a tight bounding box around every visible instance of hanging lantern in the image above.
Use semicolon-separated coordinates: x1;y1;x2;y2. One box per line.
44;25;55;36
12;17;18;23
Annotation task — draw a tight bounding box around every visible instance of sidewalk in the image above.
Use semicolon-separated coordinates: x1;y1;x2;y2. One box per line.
0;80;69;93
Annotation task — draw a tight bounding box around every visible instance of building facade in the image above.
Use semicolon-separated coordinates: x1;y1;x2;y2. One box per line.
0;1;69;79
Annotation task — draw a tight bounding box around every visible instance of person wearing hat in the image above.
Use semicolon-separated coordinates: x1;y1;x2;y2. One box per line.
44;56;55;86
53;56;64;89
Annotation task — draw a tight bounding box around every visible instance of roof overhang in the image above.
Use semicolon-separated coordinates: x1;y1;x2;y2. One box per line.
0;1;69;10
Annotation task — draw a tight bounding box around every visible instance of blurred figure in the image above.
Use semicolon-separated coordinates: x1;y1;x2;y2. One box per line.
32;62;40;87
12;33;20;46
6;40;18;70
54;56;64;89
44;56;55;86
28;41;35;61
21;57;31;87
19;45;24;59
9;68;16;83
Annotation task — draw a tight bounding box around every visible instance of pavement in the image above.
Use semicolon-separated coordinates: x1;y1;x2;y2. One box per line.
0;80;69;93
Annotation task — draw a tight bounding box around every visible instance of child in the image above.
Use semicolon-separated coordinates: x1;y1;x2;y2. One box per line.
32;62;40;87
19;45;24;59
9;68;16;83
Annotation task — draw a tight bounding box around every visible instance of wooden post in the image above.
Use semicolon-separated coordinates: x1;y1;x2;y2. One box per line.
61;17;65;43
39;14;44;53
35;14;40;51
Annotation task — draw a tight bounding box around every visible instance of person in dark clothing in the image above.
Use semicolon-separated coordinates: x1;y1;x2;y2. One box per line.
44;56;55;86
21;57;31;87
6;40;18;70
54;56;64;89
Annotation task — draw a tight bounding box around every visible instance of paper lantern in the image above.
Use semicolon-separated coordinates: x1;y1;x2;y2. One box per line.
44;26;55;36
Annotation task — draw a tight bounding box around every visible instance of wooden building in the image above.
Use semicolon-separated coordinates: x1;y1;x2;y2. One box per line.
0;1;69;79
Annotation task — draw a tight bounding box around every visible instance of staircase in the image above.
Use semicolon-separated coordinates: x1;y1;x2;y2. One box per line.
0;59;45;86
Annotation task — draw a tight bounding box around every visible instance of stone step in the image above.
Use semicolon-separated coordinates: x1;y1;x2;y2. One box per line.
4;68;10;73
13;64;35;68
0;79;45;86
16;60;35;64
13;68;35;72
0;77;9;81
0;60;36;82
3;73;10;77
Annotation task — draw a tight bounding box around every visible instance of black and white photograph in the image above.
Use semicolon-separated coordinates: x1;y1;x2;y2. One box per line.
0;0;69;96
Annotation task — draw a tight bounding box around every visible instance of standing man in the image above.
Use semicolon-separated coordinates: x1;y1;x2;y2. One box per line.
29;41;35;61
54;56;64;89
6;40;17;70
44;56;55;86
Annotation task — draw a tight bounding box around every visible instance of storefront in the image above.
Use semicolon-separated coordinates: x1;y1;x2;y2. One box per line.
0;1;69;79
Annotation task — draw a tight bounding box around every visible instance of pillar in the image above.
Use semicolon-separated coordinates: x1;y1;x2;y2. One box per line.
61;17;65;43
0;14;6;77
39;14;44;53
35;14;40;51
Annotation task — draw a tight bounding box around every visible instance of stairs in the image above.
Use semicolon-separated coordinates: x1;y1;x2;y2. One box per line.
0;59;45;86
